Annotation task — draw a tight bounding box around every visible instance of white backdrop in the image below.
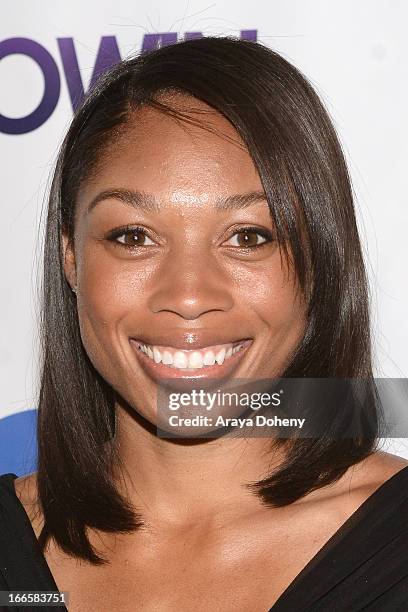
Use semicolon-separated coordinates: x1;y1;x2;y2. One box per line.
1;0;407;464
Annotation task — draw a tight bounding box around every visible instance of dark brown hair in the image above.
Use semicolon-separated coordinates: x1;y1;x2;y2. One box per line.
37;36;380;563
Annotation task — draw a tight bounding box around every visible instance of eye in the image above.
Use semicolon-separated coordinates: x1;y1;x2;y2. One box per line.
224;227;273;249
107;226;156;248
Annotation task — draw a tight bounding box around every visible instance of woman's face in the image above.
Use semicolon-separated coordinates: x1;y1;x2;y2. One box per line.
63;95;308;426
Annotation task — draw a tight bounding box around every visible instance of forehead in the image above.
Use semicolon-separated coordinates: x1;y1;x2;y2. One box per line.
80;94;263;202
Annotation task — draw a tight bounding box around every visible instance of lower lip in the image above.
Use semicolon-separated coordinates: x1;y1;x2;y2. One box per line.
129;339;253;380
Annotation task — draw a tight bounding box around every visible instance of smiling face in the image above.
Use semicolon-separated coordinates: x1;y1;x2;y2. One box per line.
62;94;308;427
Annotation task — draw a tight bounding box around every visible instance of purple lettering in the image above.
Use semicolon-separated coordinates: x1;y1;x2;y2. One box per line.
240;30;257;41
1;30;257;134
58;36;121;111
184;32;203;40
141;33;178;53
0;37;60;134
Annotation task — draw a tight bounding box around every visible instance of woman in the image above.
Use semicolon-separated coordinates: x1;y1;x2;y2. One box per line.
1;36;407;611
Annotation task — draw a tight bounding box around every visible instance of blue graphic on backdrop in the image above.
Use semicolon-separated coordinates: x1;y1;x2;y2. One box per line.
0;30;257;134
0;410;37;476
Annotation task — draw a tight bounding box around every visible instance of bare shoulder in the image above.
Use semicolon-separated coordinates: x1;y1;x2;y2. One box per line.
13;472;44;538
350;450;408;487
325;450;408;508
294;450;408;513
14;472;39;504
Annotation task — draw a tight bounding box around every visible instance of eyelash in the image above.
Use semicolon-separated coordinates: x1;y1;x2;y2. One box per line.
106;225;274;251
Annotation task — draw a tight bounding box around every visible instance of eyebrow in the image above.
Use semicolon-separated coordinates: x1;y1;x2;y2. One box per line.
86;188;268;214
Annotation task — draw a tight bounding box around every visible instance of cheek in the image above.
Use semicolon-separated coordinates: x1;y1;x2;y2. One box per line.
75;245;155;370
79;245;153;317
233;260;304;329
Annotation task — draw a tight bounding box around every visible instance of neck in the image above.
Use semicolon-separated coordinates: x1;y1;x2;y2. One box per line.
111;403;284;527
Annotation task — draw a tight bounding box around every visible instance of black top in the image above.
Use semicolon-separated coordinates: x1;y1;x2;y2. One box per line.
1;468;408;611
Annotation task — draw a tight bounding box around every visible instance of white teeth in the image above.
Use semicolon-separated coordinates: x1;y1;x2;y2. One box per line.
173;351;188;369
161;350;173;365
203;350;216;366
188;351;203;369
215;348;226;365
153;347;162;364
137;341;247;370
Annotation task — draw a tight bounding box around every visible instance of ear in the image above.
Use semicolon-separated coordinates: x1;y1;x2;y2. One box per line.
61;232;77;292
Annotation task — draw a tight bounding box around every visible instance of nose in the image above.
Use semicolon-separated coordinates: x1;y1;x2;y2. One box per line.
146;251;234;320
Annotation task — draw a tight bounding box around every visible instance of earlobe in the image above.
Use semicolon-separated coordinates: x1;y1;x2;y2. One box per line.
61;232;77;293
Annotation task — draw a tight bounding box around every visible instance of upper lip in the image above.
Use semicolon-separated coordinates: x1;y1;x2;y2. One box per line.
129;332;253;351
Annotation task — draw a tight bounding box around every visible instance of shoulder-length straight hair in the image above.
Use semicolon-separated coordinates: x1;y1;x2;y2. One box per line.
37;36;380;563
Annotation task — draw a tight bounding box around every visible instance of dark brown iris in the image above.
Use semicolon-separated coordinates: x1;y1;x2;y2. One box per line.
123;230;146;246
235;230;259;247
